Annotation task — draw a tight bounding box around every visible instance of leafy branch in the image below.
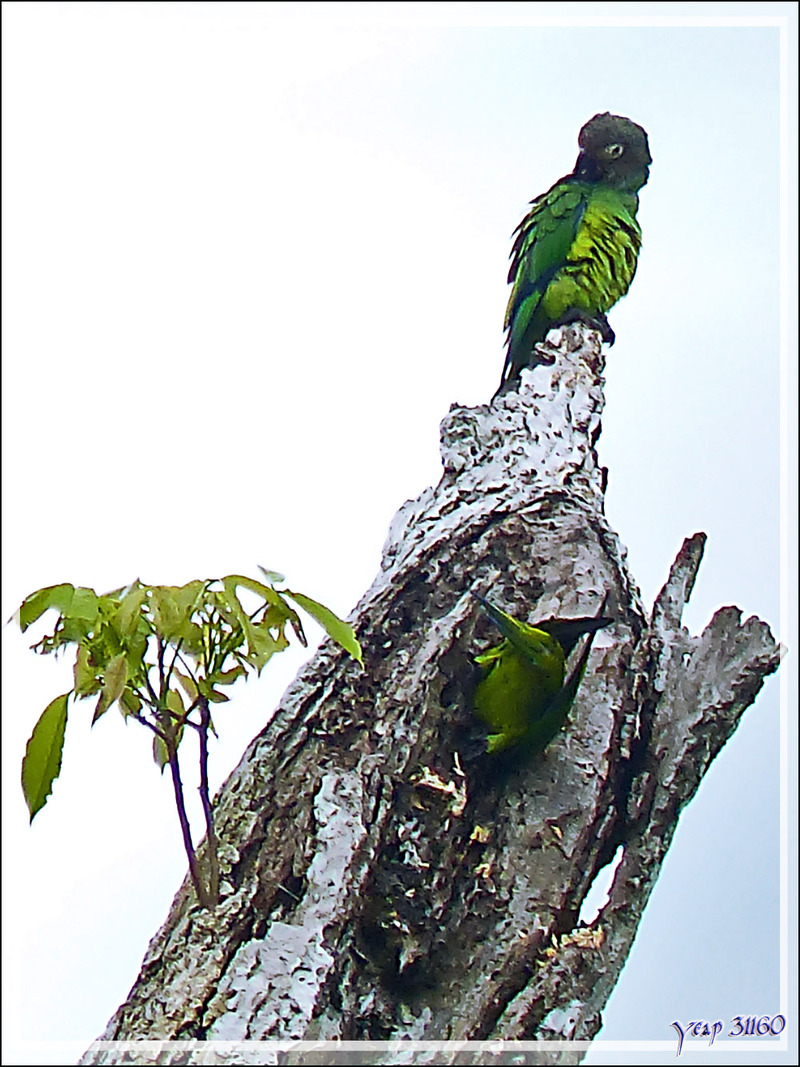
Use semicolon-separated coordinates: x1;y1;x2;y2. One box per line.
14;569;362;909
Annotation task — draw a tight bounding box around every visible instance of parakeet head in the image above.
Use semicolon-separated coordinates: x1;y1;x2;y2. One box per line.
574;113;651;192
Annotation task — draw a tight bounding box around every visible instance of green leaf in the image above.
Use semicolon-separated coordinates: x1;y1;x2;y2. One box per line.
92;652;128;724
222;574;294;616
146;582;205;646
148;587;185;642
170;580;207;616
15;584;75;632
113;584;148;637
52;615;93;646
175;668;198;703
153;734;170;773
220;579;262;655
212;664;247;686
123;631;149;683
257;565;285;584
69;587;102;626
153;707;183;771
73;643;101;697
119;687;142;718
243;623;286;673
173;620;205;658
225;575;307;649
198;678;231;703
166;687;185;721
285;591;363;664
22;693;69;822
273;597;306;647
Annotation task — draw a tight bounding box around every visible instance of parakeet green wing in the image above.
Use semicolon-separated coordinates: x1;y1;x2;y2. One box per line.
514;606;608;756
501;184;587;385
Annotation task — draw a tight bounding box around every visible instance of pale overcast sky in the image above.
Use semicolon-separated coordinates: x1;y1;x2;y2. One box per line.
2;3;796;1064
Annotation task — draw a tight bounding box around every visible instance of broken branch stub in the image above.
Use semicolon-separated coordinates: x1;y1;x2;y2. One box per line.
82;325;781;1060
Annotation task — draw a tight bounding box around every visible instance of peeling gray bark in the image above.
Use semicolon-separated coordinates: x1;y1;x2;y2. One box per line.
81;325;781;1063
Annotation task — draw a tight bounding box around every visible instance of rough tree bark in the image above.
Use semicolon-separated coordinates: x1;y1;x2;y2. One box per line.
82;325;781;1064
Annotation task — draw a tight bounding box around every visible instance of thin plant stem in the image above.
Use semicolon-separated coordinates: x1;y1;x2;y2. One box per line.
166;739;211;910
197;696;220;907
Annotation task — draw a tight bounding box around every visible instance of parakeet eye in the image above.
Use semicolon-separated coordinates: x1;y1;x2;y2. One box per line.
605;143;625;158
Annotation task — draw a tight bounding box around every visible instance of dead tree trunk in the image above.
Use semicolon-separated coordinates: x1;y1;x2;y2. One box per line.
82;325;781;1061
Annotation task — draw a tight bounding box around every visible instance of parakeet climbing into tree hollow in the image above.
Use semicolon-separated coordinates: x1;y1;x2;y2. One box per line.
496;112;651;397
472;594;612;757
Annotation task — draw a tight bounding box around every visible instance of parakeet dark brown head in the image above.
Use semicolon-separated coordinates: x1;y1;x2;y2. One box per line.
574;112;651;192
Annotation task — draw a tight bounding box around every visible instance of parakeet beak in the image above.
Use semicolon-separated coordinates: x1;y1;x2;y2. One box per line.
470;593;513;638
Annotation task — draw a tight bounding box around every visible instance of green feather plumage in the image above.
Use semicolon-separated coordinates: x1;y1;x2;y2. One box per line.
497;113;651;396
472;595;612;757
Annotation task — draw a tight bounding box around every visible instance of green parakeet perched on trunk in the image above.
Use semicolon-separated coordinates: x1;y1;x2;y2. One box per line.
472;594;612;757
496;112;651;397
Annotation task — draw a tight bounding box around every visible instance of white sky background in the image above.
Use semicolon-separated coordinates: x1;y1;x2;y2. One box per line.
2;3;797;1064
